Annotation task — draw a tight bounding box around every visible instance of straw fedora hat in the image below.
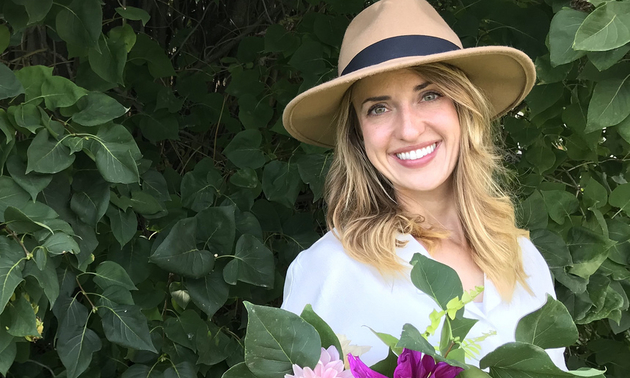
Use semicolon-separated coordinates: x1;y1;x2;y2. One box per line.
282;0;536;148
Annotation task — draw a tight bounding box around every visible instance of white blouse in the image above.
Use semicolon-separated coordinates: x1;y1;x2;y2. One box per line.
281;231;567;370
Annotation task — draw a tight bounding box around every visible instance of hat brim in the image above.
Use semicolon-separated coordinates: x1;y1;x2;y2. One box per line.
282;46;535;148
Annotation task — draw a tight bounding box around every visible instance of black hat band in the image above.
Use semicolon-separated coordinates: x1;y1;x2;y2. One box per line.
341;35;461;76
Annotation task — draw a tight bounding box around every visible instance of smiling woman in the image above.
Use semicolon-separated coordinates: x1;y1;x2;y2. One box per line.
280;0;567;371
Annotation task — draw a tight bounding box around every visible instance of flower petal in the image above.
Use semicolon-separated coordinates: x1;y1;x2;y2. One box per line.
433;362;464;378
348;354;388;378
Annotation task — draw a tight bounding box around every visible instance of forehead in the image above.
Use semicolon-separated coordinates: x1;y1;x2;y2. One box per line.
351;68;429;102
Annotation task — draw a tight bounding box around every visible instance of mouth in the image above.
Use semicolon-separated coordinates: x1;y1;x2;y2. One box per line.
395;142;438;161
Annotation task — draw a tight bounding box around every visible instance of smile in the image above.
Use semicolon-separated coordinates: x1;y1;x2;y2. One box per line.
395;143;437;160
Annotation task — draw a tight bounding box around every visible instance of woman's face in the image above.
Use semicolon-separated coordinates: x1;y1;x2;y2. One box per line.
351;68;461;198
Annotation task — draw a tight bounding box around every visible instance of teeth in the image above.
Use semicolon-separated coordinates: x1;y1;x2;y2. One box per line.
396;143;437;160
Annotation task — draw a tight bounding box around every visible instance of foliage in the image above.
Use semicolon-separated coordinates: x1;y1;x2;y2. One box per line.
0;0;626;377
235;255;604;378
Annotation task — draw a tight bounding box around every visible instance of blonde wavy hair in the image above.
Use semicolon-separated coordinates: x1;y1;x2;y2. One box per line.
325;63;530;301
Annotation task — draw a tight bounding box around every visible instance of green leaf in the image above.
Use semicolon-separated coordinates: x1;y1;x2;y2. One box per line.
89;34;127;85
110;24;137;53
195;206;236;254
410;253;463;310
164;362;196;378
181;160;222;212
23;259;59;307
238;94;273;129
186;270;229;318
480;342;604;377
56;301;102;378
583;177;608;209
264;24;300;54
41;75;88;110
129;34;176;78
138;111;179;142
587;45;630;71
568;227;611;279
450;317;478;341
288;40;326;74
0;178;28;223
70;172;110;227
574;2;630;51
548;9;588;66
99;304;157;352
6;155;52;201
26;129;75;174
130;191;165;215
0;320;12;354
141;170;170;201
296;153;332;202
531;229;572;268
226;69;264;98
116;6;151;26
585;75;630;132
300;304;343;354
0;25;10;54
122;364;164;378
526;83;564;118
4;202;57;234
607;218;630;265
14;65;52;105
0;341;16;376
43;232;80;255
244;302;320;378
223;234;274;288
73;92;128;126
609;183;630;216
457;367;492;378
223;130;266;169
164;310;197;348
150;217;215;279
99;286;134;307
230;168;259;189
222;363;258;378
262;160;301;208
541;190;579;225
7;294;39;337
91;123;141;184
0;109;16;143
397;323;436;356
55;0;102;49
109;238;151;284
12;103;44;133
107;206;137;247
17;0;52;24
93;261;137;291
525;142;556;174
515;294;579;349
0;62;24;100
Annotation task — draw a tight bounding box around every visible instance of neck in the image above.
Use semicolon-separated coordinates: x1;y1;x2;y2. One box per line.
397;180;465;243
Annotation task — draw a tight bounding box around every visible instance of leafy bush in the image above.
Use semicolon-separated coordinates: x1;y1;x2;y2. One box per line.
0;0;628;377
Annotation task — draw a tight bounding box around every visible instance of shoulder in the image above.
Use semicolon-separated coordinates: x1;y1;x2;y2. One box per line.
517;235;556;298
517;236;549;272
290;230;360;271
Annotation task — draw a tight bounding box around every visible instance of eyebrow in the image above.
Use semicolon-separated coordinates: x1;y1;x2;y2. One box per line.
361;81;433;105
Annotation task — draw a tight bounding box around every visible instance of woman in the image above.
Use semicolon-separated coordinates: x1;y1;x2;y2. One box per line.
281;0;565;369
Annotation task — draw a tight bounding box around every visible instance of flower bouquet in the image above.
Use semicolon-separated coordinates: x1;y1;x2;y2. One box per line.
222;254;606;378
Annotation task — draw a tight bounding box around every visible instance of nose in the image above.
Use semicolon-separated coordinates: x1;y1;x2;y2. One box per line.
395;104;425;141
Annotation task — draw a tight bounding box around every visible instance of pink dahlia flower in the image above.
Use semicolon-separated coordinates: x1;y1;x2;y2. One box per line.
348;349;464;378
285;345;354;378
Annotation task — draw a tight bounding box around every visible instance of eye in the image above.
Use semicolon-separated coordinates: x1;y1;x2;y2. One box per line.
421;91;442;102
367;104;388;116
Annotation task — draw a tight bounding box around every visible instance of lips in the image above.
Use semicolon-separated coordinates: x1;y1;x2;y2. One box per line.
395;142;437;160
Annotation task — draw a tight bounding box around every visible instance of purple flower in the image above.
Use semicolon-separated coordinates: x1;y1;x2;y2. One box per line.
348;349;464;378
